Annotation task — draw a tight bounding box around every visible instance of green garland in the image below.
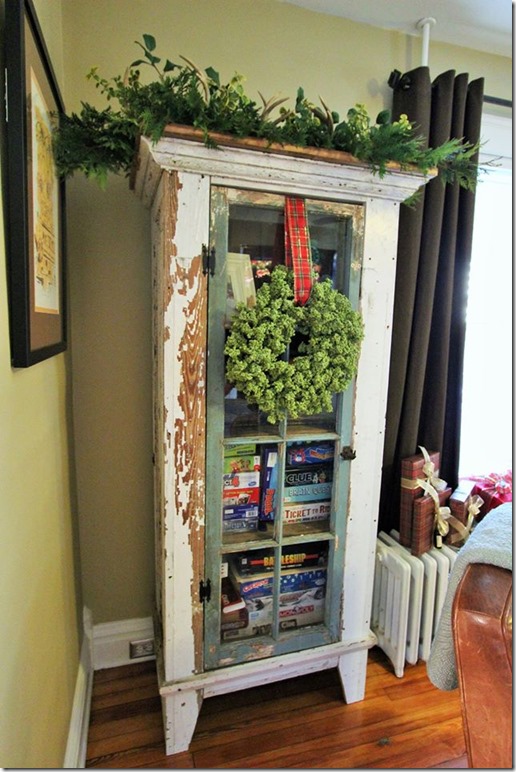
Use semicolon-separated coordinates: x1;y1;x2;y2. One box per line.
224;267;364;424
53;34;482;191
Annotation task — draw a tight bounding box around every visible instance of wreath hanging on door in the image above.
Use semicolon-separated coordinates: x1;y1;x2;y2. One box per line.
224;266;364;424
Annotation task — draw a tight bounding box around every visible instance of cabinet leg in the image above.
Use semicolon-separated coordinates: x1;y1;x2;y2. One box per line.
337;649;368;703
161;689;203;755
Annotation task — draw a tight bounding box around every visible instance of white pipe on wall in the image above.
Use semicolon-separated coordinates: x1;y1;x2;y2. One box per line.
416;17;436;67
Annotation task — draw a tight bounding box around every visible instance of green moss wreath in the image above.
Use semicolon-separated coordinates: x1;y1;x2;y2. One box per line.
224;266;364;424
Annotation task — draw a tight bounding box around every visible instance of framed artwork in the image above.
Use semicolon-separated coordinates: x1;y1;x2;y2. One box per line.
5;0;66;367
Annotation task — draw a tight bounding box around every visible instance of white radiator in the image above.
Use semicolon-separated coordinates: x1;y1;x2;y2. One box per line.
370;530;457;677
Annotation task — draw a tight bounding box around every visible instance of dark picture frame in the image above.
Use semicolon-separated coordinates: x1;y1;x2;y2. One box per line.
5;0;66;367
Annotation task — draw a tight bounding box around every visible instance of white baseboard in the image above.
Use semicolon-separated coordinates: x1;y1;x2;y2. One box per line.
93;616;155;670
64;607;94;769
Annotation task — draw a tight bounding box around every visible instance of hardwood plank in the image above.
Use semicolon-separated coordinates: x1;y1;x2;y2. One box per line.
87;708;163;743
92;671;157;697
191;696;463;768
432;753;468;768
93;660;157;684
91;683;158;711
89;696;162;725
85;648;468;769
87;743;175;769
87;724;165;760
208;715;464;769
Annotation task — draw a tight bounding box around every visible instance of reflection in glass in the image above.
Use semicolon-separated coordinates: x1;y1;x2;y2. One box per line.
223;198;355;439
220;548;275;641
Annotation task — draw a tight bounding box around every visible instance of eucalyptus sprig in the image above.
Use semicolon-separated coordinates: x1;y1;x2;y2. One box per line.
53;34;482;193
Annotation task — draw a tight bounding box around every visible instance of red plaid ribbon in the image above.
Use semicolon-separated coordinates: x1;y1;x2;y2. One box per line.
284;197;313;305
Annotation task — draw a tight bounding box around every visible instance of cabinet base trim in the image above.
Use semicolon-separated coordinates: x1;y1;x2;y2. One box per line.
159;633;376;699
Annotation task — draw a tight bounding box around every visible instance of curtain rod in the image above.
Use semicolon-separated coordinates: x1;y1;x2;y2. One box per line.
483;95;512;108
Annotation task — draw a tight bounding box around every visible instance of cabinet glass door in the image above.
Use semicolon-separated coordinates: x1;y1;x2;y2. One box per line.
205;187;364;670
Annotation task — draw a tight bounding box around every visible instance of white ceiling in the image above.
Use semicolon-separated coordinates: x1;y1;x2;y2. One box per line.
276;0;513;58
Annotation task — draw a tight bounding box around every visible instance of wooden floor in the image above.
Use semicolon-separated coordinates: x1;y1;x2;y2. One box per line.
86;647;468;769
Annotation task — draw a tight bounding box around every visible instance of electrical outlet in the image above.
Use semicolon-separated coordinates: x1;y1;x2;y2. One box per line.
129;637;155;659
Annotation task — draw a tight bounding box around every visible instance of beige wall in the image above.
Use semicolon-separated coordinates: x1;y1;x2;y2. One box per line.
61;0;511;626
61;0;511;625
0;1;81;767
0;0;509;762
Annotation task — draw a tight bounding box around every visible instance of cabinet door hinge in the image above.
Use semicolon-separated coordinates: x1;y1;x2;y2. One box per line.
202;244;216;277
199;578;211;603
340;445;356;460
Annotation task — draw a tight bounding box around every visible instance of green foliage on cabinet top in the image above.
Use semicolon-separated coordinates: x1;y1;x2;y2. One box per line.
53;34;481;191
224;267;364;424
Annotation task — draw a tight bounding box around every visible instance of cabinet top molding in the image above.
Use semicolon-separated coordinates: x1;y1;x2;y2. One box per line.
132;125;436;208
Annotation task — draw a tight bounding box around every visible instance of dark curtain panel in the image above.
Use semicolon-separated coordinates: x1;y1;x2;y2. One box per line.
379;67;484;534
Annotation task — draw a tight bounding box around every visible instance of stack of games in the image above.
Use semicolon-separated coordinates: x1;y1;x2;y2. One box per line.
222;445;261;533
221;543;328;640
283;441;334;513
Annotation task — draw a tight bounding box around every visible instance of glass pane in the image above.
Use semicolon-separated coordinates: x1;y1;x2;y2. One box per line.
278;542;329;632
222;442;279;544
224;388;279;438
227;203;285;276
224;202;284;437
222;443;261;538
221;548;276;641
223;197;358;436
282;440;335;536
283;441;334;515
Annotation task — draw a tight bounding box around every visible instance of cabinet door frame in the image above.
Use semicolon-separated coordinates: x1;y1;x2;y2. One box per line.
204;185;365;670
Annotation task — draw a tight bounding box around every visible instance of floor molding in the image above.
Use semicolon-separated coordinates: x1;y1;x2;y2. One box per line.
93;615;155;670
63;607;94;769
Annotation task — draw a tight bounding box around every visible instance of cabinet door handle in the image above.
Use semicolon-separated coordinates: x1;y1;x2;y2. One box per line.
340;446;356;460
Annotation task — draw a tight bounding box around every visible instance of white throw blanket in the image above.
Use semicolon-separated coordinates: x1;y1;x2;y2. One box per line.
426;501;512;690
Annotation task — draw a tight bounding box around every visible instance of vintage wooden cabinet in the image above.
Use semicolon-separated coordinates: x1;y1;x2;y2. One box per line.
132;128;429;755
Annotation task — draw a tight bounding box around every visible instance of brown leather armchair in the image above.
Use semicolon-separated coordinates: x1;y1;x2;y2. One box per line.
452;563;513;768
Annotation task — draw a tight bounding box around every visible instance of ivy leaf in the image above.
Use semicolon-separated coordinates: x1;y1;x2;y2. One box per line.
376;109;391;125
205;66;220;85
143;34;157;51
52;34;482;198
144;51;161;65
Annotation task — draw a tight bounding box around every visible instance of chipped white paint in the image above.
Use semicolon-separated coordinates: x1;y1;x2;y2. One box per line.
160;635;376;700
134;133;432;755
341;198;402;662
150;170;209;690
138;134;432;204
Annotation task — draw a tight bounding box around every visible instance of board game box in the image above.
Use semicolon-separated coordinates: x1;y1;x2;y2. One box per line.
231;543;328;574
221;587;326;640
229;560;327;600
260;446;279;522
283;501;331;524
283;481;332;504
286;441;334;466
